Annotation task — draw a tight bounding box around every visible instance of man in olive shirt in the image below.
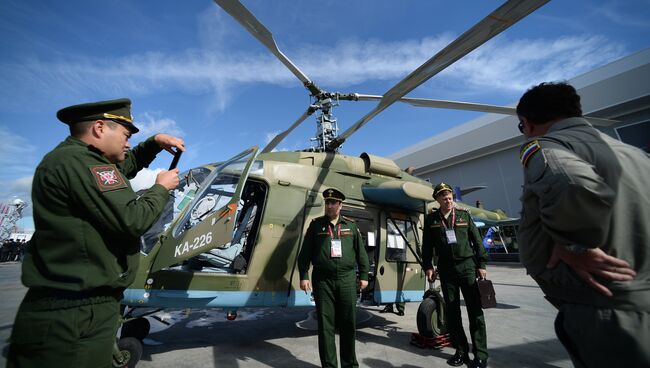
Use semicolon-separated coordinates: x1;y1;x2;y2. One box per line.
8;98;185;368
298;188;370;368
517;82;648;367
423;183;488;368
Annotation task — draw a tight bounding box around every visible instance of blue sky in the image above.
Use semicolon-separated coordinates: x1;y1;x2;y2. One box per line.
1;0;649;230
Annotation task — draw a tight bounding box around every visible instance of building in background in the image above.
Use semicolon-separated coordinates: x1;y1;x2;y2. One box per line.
391;48;650;218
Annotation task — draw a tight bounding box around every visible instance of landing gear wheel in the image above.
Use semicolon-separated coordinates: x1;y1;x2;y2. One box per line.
113;337;143;368
121;317;151;341
416;294;446;337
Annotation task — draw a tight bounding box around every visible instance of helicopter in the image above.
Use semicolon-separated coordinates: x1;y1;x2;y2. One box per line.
111;0;555;366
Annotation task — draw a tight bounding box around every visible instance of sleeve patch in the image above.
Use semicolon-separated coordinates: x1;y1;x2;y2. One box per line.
89;164;128;192
520;140;541;167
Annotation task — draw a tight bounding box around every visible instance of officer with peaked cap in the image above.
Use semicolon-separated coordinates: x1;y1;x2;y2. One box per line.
8;98;185;368
423;183;489;368
298;188;370;368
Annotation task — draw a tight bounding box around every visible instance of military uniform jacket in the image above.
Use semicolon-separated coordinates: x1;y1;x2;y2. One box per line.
518;117;650;311
422;207;487;270
23;136;170;293
298;216;370;281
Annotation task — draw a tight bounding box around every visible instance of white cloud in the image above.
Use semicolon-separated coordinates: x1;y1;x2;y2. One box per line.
440;35;627;93
264;131;280;145
0;31;628;112
593;2;650;28
0;126;38;177
135;112;185;139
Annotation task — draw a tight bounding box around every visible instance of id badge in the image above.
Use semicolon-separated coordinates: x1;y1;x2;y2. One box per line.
445;229;457;244
330;239;342;258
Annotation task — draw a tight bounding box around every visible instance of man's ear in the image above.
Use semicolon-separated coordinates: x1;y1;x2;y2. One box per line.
90;119;105;138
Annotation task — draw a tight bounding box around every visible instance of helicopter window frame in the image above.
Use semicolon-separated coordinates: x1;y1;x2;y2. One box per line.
385;215;421;264
172;148;259;238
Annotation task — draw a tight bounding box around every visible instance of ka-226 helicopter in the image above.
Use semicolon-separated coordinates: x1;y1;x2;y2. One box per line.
112;0;557;366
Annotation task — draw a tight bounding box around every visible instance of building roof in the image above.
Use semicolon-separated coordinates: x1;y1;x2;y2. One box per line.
390;48;650;172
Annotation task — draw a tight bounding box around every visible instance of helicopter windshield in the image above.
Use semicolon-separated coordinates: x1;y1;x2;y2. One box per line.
139;166;213;254
173;149;260;238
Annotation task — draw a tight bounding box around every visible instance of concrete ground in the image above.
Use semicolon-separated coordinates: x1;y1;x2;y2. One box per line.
0;262;571;367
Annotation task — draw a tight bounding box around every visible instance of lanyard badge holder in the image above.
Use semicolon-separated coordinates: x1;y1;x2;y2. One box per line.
440;208;457;245
329;223;342;258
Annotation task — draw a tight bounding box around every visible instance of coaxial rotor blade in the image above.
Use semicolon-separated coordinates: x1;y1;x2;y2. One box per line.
261;107;316;153
214;0;320;94
328;0;550;150
356;94;617;126
356;94;516;115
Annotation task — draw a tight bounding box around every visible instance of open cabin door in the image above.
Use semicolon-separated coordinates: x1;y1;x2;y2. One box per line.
148;147;259;273
373;211;424;304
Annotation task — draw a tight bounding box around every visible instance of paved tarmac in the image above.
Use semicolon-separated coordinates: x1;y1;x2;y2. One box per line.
0;262;571;367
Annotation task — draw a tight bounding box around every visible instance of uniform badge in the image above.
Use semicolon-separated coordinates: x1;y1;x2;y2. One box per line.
520;140;541;167
90;165;127;192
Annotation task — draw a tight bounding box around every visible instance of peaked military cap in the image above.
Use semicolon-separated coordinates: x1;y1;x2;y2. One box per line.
433;182;453;198
56;98;139;133
323;188;345;202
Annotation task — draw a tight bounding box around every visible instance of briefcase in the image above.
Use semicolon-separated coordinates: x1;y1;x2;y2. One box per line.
477;279;497;309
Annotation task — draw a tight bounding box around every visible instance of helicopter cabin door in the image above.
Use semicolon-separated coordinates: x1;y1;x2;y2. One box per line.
373;211;424;305
149;146;259;273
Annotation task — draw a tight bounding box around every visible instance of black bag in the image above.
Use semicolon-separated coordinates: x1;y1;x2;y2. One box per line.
477;278;497;309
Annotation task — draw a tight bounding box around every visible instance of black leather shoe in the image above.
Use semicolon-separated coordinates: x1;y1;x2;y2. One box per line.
446;351;470;366
380;305;394;314
470;358;487;368
396;310;405;316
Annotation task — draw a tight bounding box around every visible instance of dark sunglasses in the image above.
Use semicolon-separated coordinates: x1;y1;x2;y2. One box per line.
518;120;524;133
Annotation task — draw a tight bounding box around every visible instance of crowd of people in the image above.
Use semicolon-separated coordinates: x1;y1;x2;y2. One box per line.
0;238;29;262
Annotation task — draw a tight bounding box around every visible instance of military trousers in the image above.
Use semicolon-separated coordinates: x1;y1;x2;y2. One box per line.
438;257;488;360
313;272;359;368
7;291;121;368
555;303;650;368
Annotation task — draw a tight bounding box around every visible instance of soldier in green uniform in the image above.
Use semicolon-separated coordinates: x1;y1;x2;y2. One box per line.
7;98;185;368
298;188;370;368
423;183;488;368
516;82;649;368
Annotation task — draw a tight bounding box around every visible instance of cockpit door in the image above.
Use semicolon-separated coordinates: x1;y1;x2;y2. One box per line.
373;211;425;304
149;146;259;273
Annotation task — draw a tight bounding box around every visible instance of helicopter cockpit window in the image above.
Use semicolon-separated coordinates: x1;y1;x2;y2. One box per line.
385;216;420;263
173;150;259;238
140;166;214;254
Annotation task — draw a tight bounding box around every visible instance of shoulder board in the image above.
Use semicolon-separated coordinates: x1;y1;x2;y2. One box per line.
89;164;127;192
519;140;541;167
341;215;355;223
